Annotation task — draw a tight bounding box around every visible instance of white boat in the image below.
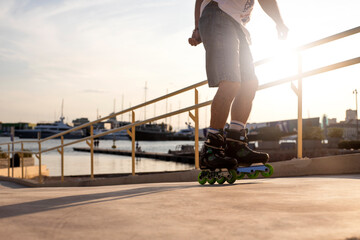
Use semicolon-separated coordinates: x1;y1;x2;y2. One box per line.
15;116;84;139
93;128;129;140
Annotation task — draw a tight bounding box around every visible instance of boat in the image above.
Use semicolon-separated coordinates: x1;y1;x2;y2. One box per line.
170;123;195;140
129;122;209;141
93;128;129;140
168;144;195;156
15;116;85;139
130;122;172;141
93;120;131;140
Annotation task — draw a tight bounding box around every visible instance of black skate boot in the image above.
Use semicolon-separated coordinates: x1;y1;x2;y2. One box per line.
200;131;237;170
198;131;238;185
225;129;269;166
225;129;273;179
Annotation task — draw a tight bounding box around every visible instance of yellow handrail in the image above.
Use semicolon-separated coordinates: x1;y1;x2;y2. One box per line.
254;26;360;66
1;26;359;182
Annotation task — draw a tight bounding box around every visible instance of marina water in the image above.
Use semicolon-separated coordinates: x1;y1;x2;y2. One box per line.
0;137;197;176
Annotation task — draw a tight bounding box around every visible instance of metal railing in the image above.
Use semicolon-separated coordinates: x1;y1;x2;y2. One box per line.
1;26;359;183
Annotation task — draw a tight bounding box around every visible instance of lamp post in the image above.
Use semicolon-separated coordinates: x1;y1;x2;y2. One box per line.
353;89;358;140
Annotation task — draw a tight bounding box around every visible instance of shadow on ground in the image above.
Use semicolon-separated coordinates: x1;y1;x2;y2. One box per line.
0;181;27;189
0;184;199;219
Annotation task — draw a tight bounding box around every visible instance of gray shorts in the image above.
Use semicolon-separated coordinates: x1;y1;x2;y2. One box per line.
199;1;257;87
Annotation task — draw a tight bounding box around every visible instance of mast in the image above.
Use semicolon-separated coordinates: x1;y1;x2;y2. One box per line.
60;99;65;123
144;81;148;120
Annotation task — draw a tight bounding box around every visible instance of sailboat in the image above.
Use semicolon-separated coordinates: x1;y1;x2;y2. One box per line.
15;100;85;139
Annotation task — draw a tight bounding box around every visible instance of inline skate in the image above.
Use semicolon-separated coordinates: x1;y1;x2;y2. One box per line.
198;131;238;185
225;129;274;180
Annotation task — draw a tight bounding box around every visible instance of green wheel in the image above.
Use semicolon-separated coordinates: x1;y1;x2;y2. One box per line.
207;177;216;185
247;171;260;179
261;164;274;177
198;171;207;185
226;169;237;184
216;176;226;184
237;172;246;180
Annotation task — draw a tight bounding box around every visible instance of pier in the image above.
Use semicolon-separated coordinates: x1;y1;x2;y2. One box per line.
73;147;195;164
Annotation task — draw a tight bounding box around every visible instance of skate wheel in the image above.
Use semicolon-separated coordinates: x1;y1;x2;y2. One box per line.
247;171;259;179
207;177;216;185
198;171;207;185
237;172;245;180
261;164;274;178
226;169;237;184
216;176;226;184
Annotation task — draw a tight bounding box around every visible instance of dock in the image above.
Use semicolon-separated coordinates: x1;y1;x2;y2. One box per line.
73;147;195;164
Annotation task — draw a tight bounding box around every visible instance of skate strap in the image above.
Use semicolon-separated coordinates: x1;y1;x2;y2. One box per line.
225;129;248;142
204;142;224;150
226;138;247;145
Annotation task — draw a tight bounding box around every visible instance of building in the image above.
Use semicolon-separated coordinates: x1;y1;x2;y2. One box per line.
327;109;359;140
247;117;320;134
0;122;33;133
345;109;357;122
72;118;90;127
328;118;337;125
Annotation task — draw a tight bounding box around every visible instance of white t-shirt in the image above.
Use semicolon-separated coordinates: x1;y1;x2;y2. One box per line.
200;0;255;43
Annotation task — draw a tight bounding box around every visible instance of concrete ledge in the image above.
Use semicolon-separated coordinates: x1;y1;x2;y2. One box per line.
0;165;49;179
1;153;359;187
271;153;360;177
0;170;199;187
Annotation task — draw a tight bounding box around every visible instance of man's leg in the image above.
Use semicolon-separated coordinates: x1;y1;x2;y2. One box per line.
226;79;269;165
230;78;258;123
210;81;240;129
199;80;239;170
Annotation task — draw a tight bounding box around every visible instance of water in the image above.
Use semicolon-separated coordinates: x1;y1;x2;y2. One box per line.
0;137;199;176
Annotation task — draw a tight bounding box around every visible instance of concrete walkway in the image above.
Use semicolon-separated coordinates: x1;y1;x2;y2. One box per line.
1;175;360;240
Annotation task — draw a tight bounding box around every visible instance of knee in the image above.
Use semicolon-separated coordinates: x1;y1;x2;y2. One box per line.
247;78;259;92
238;79;258;99
218;81;240;100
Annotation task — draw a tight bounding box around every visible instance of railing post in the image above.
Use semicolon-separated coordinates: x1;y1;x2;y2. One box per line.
126;111;136;176
194;89;199;169
297;53;303;158
131;111;136;176
21;143;24;179
11;127;14;178
189;89;200;169
85;125;95;179
7;144;10;177
57;137;65;181
38;142;42;183
61;136;64;182
90;125;94;179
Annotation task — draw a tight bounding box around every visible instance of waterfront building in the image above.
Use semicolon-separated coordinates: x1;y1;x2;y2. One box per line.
72;118;90;127
345;109;357;122
247;117;320;134
327;109;359;140
0;122;34;135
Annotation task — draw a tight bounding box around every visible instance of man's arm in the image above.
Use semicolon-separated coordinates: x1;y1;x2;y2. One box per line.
257;0;288;39
188;0;204;46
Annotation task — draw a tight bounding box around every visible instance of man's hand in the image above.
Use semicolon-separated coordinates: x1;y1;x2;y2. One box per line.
188;29;202;46
276;23;289;40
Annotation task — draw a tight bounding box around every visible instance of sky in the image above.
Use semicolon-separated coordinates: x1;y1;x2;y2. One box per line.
0;0;359;130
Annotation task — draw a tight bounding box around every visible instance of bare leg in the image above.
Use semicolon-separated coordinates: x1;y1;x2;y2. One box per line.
210;81;240;129
231;79;258;123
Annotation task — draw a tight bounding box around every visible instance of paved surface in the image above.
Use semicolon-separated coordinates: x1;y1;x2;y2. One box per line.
1;175;360;240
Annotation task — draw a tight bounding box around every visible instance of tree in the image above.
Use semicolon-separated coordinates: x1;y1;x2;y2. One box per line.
303;126;323;140
327;128;344;139
257;127;284;141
